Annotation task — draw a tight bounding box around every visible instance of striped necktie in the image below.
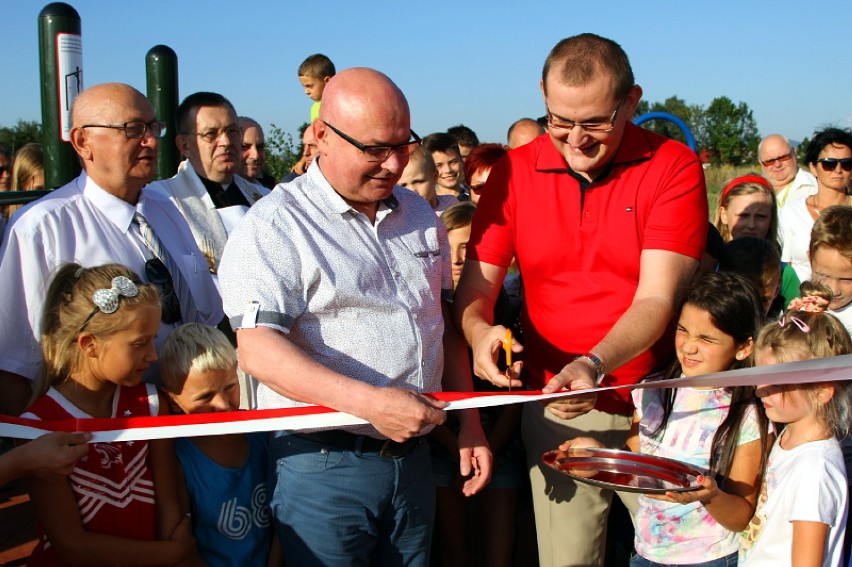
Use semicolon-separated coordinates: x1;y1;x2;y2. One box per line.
133;210;199;324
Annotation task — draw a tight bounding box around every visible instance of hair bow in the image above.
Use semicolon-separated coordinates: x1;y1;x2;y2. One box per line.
787;295;829;313
92;276;139;314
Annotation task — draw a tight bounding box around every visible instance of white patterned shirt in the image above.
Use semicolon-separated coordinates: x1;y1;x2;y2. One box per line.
219;161;452;436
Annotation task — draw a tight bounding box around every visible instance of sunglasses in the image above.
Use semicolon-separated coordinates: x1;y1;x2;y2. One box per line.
145;258;182;324
817;158;852;172
760;152;793;168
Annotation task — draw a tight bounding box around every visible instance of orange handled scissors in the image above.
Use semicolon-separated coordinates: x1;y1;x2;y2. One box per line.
502;328;513;391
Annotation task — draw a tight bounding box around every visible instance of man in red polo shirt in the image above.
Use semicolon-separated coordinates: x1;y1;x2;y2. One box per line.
454;33;707;567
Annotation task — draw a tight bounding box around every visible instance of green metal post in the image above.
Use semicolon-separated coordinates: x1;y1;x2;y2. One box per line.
146;45;179;180
38;2;82;189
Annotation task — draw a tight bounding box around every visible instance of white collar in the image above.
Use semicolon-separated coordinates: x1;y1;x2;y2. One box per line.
80;171;138;233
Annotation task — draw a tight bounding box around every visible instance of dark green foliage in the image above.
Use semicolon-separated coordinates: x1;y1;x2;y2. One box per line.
636;95;759;166
0;120;42;153
264;123;301;181
700;96;760;166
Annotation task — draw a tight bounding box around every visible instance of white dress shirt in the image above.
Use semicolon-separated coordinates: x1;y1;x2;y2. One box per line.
0;172;223;384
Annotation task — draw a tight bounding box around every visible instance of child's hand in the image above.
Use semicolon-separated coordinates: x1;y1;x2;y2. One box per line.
647;474;719;505
553;437;608;479
557;437;605;453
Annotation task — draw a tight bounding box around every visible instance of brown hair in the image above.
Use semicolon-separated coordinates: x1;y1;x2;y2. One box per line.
298;54;335;79
440;201;477;232
542;33;634;98
810;205;852;261
40;263;161;394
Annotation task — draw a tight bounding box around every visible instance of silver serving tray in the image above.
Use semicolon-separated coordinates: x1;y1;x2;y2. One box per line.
542;447;703;494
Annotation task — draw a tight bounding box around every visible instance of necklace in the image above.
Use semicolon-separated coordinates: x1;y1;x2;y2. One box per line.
810;194;852;215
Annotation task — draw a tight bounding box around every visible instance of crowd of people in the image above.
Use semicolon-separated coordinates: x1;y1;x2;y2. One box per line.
0;32;851;567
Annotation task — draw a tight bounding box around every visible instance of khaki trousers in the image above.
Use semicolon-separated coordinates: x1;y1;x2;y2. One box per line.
522;403;635;567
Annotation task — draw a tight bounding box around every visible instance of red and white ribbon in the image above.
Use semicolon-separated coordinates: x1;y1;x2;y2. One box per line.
3;354;850;443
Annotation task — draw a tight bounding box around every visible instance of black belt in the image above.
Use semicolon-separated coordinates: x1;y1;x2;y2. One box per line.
297;430;422;459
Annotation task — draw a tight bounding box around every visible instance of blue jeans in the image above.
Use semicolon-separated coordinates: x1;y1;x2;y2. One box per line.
269;432;435;566
630;551;738;567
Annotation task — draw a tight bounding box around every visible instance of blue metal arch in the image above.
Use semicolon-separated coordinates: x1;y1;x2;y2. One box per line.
634;111;697;152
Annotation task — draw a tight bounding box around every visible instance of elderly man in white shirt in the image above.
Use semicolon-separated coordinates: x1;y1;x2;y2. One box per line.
759;134;817;208
0;83;223;416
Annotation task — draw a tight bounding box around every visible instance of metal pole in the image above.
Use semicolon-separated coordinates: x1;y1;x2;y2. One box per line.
38;2;83;189
146;45;179;180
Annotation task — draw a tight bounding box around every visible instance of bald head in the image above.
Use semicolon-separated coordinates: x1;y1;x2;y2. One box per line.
70;83;158;202
320;68;409;128
314;68;413;220
72;83;153;128
758;134;791;158
758;134;798;191
507;118;545;149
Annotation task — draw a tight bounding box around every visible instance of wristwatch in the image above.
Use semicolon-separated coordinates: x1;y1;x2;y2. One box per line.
573;353;606;385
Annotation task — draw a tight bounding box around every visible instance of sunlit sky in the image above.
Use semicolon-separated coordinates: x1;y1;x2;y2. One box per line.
3;1;851;147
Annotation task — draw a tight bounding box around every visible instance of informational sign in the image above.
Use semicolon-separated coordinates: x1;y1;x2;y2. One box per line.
56;32;83;142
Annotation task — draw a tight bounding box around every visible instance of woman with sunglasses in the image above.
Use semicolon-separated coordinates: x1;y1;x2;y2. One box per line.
780;127;852;282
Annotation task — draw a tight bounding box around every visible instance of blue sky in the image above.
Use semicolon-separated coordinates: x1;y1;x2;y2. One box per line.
2;1;850;147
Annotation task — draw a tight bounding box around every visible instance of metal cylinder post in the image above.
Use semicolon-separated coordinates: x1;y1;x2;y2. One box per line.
146;45;179;180
38;2;83;189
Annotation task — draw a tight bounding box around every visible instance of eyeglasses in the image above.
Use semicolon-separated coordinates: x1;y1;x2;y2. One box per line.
80;121;167;139
322;121;421;162
145;258;181;325
760;152;794;168
817;158;852;172
0;166;8;175
182;126;243;144
546;95;627;133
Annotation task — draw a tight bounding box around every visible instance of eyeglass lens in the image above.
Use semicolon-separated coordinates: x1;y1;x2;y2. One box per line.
127;121;166;139
198;128;242;142
762;153;792;167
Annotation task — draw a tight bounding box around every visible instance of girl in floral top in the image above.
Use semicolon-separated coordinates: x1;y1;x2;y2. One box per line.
562;272;771;566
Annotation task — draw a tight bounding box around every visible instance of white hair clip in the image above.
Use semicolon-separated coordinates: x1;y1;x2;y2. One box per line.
79;276;139;332
92;276;139;314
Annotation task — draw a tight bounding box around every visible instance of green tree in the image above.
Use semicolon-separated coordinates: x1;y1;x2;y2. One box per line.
796;137;811;163
0;120;42;153
264;123;301;181
700;96;759;166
